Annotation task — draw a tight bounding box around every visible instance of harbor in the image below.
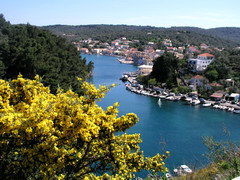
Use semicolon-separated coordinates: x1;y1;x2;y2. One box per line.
83;54;240;177
122;72;240;113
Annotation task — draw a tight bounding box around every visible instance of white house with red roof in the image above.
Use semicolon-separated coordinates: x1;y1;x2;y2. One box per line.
188;53;215;72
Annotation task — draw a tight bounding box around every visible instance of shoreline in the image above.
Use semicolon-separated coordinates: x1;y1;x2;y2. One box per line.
124;78;240;114
83;54;240;114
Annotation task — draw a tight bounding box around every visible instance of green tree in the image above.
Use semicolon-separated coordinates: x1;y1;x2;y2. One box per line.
175;86;192;94
148;78;158;87
0;18;93;93
203;136;240;179
0;60;5;78
150;53;179;88
205;69;219;82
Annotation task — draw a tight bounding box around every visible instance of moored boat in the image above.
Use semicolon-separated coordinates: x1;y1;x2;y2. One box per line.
202;103;211;107
233;110;240;114
173;165;192;176
191;99;200;105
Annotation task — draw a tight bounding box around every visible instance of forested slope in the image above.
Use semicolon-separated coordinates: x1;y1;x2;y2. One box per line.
43;25;240;48
0;14;93;93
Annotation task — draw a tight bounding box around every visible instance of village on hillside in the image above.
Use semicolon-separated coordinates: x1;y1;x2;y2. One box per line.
73;37;240;113
74;37;223;74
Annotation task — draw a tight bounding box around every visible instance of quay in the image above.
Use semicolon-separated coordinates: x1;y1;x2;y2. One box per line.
122;73;240;114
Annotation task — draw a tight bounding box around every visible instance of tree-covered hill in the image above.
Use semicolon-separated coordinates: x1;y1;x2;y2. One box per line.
171;26;240;44
42;25;240;48
0;15;93;93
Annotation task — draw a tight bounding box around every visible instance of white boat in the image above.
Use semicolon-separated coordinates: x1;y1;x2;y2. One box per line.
227;107;234;112
165;173;173;179
213;105;219;109
202;103;211;107
166;96;175;101
159;95;167;99
173;165;192;176
233;110;240;114
185;97;192;102
158;98;162;107
191;99;200;105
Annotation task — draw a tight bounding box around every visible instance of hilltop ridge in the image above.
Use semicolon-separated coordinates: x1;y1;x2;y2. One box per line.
42;25;240;48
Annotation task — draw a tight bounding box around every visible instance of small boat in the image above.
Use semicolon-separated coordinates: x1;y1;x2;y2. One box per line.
120;75;128;81
202;103;211;107
213;105;219;109
227;107;234;112
165;173;173;179
173;165;192;176
159;95;167;99
233;110;240;114
158;98;162;107
185;97;192;102
191;99;200;105
166;96;175;101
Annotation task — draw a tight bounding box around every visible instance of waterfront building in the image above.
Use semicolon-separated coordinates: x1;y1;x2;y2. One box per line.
79;48;89;54
138;65;153;76
210;91;225;101
207;83;223;90
162;39;172;46
226;93;240;103
189;75;206;90
92;48;103;54
188;53;215;72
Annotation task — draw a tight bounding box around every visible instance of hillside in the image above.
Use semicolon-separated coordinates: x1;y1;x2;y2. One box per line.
0;15;93;93
171;26;240;44
42;25;240;48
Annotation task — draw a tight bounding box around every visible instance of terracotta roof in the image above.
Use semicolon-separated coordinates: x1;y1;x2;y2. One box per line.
210;91;224;98
210;93;224;98
208;83;222;87
198;53;214;57
191;75;204;79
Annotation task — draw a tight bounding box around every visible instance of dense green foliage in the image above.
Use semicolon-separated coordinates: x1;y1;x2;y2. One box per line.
43;25;240;48
204;49;240;87
150;53;179;88
0;15;93;93
172;26;240;44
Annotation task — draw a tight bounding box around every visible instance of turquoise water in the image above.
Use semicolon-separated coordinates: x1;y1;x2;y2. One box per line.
83;54;240;172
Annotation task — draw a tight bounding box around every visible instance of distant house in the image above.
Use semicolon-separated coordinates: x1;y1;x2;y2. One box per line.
226;93;240;103
188;75;206;90
207;83;223;90
92;48;103;54
210;91;225;101
155;49;165;55
175;52;184;59
177;46;185;53
162;39;172;47
79;48;89;54
166;47;177;51
102;49;113;55
138;65;153;76
200;43;209;50
188;46;199;53
188;53;215;72
111;41;119;46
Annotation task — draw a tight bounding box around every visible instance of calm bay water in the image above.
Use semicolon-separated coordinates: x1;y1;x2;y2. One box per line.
83;54;240;172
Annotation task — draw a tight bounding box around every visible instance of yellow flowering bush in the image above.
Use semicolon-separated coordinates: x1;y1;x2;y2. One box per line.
0;75;169;179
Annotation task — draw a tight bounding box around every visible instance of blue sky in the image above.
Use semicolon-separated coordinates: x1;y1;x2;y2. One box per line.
1;0;240;28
